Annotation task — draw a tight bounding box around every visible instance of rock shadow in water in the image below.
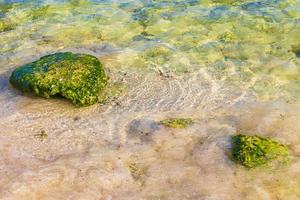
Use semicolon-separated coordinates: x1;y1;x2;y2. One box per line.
127;118;162;143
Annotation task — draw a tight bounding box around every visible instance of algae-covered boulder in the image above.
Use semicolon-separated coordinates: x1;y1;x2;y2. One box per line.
231;134;289;168
10;52;108;106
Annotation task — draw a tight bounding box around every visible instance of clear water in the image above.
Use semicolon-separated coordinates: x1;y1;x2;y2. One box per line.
0;0;300;199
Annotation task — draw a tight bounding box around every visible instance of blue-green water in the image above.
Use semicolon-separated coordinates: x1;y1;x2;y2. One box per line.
1;0;300;101
0;0;300;199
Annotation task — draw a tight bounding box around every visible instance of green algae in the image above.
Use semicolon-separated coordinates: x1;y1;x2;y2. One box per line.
30;5;51;20
144;46;172;58
231;134;290;168
35;130;48;141
0;19;15;32
160;118;194;128
128;162;148;186
9;52;108;107
132;8;153;29
98;82;126;105
209;0;250;5
0;3;12;15
140;45;173;67
67;0;90;7
0;3;17;33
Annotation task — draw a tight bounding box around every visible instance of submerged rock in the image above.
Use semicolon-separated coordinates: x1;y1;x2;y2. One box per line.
127;119;161;143
231;134;289;168
10;52;108;106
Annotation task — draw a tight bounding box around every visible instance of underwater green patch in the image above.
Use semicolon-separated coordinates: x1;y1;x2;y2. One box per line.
160;118;194;128
231;134;290;168
0;19;16;32
132;5;175;32
144;45;172;58
30;5;51;20
140;45;173;66
0;3;13;15
132;8;150;28
67;0;91;7
208;0;251;6
98;82;125;105
9;52;108;107
35;130;48;141
292;45;300;57
128;162;148;186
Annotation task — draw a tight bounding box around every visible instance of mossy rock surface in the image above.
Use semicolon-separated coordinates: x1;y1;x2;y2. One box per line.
10;52;108;106
231;134;289;168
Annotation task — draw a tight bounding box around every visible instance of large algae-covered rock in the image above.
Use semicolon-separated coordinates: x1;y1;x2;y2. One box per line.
231;134;289;168
10;52;108;106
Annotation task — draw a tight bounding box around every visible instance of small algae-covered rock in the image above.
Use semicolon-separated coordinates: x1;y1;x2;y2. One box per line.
231;134;289;168
10;52;108;106
160;118;193;129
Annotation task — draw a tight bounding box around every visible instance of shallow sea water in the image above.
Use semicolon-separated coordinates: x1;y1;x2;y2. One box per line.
0;0;300;199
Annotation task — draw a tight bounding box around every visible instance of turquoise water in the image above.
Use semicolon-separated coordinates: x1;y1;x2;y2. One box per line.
0;0;300;199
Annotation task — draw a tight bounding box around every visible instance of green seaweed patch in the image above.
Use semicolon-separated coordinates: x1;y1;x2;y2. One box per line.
231;134;290;168
160;118;194;128
0;3;13;14
218;31;237;43
0;19;16;32
35;130;48;141
30;5;51;20
10;52;108;107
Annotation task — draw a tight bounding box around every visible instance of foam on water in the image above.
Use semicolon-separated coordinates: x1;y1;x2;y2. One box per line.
0;0;300;199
